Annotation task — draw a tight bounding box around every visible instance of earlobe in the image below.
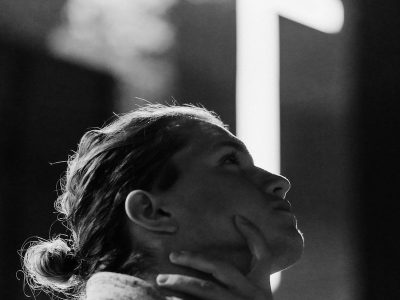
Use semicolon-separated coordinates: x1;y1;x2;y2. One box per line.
125;190;178;234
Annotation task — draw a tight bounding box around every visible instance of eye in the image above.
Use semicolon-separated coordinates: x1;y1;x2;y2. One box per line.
220;151;240;166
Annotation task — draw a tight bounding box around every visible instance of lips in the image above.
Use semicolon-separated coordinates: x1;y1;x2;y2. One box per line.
274;200;292;212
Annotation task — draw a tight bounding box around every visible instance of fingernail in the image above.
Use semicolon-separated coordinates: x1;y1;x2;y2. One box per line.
169;252;179;261
156;274;169;284
169;251;187;261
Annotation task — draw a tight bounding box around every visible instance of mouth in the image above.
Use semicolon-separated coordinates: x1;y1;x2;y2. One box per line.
273;200;292;213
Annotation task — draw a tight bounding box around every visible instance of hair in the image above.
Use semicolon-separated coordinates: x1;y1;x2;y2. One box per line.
21;103;226;298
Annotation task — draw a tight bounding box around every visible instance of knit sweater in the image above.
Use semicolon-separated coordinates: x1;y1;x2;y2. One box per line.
85;272;175;300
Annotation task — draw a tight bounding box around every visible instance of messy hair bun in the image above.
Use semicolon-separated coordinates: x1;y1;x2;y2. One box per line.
22;237;80;293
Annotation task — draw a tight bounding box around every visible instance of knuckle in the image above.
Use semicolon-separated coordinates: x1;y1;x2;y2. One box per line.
199;280;215;289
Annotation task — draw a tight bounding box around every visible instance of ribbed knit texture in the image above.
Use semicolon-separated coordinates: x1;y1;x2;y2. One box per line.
85;272;167;300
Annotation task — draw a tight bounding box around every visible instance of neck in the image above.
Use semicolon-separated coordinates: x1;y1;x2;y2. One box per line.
139;244;251;299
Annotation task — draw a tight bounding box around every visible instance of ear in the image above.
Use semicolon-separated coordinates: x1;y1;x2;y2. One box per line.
125;190;178;234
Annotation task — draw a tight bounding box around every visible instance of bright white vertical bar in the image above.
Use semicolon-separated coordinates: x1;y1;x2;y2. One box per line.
236;0;280;174
236;0;344;293
236;0;281;292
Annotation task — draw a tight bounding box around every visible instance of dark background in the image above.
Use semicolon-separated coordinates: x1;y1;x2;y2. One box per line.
1;0;399;299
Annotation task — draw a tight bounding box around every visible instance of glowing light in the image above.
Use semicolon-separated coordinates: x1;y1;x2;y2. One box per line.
48;0;177;108
236;0;280;173
276;0;344;34
236;0;344;292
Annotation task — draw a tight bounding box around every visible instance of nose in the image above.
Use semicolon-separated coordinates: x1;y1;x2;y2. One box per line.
267;175;291;199
257;169;291;199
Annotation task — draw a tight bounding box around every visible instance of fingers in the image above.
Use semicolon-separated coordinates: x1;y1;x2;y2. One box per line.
159;216;273;299
234;215;272;289
156;274;241;300
169;251;255;293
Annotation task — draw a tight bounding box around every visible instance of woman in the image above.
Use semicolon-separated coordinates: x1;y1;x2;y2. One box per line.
22;104;302;299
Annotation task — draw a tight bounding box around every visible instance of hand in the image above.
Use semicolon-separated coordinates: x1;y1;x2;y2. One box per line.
156;215;274;300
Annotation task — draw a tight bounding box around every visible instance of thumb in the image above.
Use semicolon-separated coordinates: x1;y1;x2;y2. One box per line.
234;215;273;290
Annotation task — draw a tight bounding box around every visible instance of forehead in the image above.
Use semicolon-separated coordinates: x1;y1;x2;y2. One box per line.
171;120;245;160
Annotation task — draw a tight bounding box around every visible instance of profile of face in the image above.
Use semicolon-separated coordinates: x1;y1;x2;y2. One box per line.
150;121;304;274
126;119;304;280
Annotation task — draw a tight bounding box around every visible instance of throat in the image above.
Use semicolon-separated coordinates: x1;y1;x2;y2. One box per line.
136;243;252;300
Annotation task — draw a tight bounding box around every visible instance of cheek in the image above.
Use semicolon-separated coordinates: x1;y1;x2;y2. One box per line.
173;171;274;236
212;178;267;214
204;173;268;214
180;173;230;210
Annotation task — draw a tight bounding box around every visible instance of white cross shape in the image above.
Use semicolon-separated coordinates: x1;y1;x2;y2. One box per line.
235;0;344;291
236;0;344;173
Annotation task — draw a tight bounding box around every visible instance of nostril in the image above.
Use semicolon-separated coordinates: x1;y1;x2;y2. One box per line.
273;186;285;199
258;169;291;198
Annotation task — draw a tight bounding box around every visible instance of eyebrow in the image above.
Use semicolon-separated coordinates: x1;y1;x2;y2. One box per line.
210;140;250;155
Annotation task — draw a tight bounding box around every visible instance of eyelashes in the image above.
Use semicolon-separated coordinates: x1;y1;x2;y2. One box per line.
219;151;240;166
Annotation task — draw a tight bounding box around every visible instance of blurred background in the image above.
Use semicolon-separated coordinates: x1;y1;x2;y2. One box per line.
1;0;399;299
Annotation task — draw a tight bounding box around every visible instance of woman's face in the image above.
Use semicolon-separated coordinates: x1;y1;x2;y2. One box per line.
158;121;304;274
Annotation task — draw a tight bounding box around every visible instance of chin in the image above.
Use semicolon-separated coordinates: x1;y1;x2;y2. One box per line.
270;228;304;273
